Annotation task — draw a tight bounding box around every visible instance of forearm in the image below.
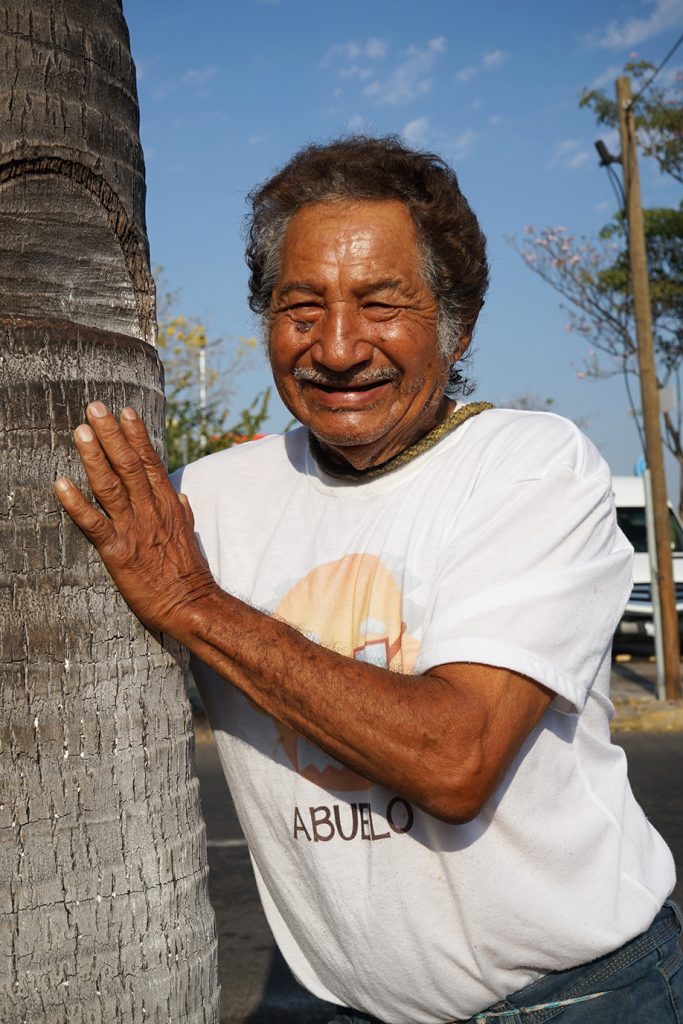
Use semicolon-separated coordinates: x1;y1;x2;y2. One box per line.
178;584;481;821
54;403;552;824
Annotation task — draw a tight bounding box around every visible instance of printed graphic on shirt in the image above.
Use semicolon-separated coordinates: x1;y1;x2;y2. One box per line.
292;796;415;844
274;553;420;794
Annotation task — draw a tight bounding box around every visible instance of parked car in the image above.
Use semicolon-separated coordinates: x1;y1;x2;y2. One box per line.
612;475;683;646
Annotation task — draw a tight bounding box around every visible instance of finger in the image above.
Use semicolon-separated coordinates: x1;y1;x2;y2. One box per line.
85;402;154;504
74;423;132;517
118;407;171;488
178;492;196;531
54;477;116;548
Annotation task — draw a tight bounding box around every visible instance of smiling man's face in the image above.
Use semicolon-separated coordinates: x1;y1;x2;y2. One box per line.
268;199;462;471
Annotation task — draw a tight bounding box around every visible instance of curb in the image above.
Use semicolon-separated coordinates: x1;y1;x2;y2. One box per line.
611;700;683;733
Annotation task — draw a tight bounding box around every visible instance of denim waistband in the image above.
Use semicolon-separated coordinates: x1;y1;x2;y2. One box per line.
335;901;683;1024
470;899;683;1024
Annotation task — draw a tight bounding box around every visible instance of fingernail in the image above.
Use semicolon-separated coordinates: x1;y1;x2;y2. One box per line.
121;407;137;421
88;401;107;418
54;478;71;493
75;425;95;443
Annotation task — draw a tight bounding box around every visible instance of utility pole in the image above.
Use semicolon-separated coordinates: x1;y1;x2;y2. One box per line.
198;344;208;449
616;75;681;699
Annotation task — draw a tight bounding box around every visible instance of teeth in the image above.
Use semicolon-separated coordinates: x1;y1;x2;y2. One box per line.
297;736;342;772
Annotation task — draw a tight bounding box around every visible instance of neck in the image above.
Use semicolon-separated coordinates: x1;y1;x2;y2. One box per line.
309;400;494;482
314;396;456;474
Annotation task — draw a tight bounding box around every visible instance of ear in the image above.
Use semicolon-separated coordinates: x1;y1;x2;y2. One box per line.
450;331;472;364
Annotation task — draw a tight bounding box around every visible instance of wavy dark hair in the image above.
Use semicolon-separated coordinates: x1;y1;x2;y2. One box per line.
245;135;488;396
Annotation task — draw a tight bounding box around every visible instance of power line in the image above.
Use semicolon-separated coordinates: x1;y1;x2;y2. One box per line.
632;30;683;106
606;162;626;214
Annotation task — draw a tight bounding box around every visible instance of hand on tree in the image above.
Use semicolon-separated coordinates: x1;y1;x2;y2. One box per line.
54;401;218;637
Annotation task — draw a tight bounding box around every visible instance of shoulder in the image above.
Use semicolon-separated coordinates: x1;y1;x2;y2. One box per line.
170;428;308;500
453;406;607;485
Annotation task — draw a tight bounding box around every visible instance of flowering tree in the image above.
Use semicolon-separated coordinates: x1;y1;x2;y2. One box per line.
513;60;683;508
512;212;683;508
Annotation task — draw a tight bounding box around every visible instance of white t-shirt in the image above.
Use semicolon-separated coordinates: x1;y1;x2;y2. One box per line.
174;408;675;1024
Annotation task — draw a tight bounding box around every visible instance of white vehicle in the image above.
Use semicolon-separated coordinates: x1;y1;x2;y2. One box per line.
612;475;683;644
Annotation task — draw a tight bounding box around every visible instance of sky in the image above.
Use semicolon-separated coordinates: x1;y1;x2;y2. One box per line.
123;0;683;480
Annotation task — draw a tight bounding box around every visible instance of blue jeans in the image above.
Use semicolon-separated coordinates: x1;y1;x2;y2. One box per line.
328;899;683;1023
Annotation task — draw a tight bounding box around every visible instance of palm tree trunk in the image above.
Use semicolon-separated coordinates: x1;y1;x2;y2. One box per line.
0;3;218;1021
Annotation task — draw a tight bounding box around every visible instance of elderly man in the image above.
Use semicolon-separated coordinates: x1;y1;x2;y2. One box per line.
55;137;681;1024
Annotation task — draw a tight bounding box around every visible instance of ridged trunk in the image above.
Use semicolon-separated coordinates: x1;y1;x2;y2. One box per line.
0;3;219;1022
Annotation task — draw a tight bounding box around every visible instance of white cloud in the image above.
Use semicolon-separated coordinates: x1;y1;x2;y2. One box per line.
590;64;622;89
346;114;366;132
455;64;478;82
339;65;374;80
488;113;504;125
323;37;388;65
449;129;477;162
548;138;592;170
456;48;510;83
363;36;446;106
364;38;388;59
482;49;509;69
568;150;590;169
247;132;270;146
398;118;477;161
590;0;683;48
181;66;218;86
402;116;430;146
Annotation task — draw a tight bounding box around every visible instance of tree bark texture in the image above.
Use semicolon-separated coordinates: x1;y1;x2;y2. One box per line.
0;3;219;1021
0;0;155;342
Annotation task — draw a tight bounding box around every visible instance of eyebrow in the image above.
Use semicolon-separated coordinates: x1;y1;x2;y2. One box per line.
277;277;404;301
276;281;325;300
355;278;402;298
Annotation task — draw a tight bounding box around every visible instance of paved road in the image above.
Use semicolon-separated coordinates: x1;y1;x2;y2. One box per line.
195;724;683;1024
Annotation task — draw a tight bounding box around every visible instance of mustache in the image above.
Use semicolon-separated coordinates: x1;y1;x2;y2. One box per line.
291;367;400;388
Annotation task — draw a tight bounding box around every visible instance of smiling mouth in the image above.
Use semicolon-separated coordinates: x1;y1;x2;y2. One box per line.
313;380;388;393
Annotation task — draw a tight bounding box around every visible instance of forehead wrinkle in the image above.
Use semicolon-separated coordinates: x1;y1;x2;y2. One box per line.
354;278;403;298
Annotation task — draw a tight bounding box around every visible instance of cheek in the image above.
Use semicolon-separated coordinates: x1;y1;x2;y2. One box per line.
268;330;307;373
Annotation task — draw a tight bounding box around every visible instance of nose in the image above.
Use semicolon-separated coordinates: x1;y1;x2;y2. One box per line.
310;301;373;371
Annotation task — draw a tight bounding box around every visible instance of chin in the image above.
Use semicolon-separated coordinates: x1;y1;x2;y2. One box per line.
309;420;389;450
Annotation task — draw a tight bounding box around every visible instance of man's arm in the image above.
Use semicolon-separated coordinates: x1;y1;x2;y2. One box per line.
54;402;552;825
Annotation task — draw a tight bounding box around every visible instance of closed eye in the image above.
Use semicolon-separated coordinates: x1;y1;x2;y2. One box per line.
287;300;322;311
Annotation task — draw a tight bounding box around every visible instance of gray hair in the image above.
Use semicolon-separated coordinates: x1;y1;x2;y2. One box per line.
245;136;488;396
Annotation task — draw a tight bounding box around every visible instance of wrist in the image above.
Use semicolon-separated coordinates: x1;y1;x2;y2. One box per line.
169;579;230;648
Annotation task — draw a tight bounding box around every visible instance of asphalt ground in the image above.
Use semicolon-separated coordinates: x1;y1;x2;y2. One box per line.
194;658;683;1023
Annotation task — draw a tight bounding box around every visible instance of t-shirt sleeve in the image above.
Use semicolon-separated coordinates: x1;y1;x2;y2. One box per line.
414;418;633;711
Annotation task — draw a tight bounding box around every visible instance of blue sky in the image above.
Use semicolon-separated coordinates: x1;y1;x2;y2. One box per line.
124;0;683;479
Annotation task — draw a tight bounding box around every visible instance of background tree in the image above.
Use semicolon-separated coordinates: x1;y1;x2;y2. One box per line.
580;59;683;184
0;2;218;1020
155;283;271;471
513;60;683;508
